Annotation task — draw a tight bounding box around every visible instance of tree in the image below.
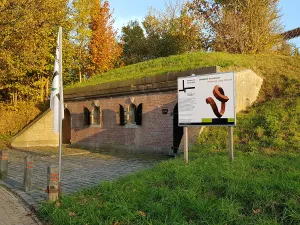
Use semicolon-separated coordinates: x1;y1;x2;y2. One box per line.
0;0;68;104
121;20;149;65
142;0;203;59
188;0;283;54
89;0;123;74
69;0;93;82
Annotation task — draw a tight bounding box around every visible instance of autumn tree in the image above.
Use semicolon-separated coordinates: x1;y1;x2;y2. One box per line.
69;0;93;82
142;0;203;58
89;0;123;74
188;0;283;54
0;0;68;104
121;20;148;65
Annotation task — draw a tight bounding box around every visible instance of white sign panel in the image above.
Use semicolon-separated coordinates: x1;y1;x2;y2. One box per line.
178;72;236;126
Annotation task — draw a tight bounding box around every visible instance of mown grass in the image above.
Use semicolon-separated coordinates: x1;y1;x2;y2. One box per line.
39;150;300;225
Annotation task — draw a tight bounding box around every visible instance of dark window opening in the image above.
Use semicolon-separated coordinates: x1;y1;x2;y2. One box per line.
119;104;126;125
84;107;91;126
136;103;143;125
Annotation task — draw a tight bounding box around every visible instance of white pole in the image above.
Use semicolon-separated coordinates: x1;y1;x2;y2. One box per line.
58;27;63;182
184;127;188;163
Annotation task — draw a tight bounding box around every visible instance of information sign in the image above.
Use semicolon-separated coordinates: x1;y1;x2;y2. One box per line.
178;72;236;126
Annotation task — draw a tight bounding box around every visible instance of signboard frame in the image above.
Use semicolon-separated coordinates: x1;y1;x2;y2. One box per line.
178;71;236;127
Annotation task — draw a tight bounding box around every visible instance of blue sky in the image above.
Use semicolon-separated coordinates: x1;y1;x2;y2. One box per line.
109;0;300;48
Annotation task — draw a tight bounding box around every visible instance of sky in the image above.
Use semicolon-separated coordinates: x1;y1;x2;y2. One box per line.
109;0;300;48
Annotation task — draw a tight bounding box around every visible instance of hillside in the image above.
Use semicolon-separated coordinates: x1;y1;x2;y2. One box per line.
40;52;300;224
68;52;300;103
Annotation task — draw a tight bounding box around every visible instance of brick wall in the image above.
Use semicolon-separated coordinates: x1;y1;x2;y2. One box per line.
67;91;177;154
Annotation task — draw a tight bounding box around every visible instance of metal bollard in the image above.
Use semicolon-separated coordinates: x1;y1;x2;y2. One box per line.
45;166;59;201
0;150;8;180
23;155;34;191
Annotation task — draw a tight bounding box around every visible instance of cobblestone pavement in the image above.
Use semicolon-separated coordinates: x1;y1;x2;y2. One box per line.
2;149;166;209
0;186;41;225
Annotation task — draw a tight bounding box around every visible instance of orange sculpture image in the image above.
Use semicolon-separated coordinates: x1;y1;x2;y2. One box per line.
206;85;229;118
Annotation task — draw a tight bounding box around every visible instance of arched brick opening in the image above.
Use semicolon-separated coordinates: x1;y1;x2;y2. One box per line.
62;108;71;144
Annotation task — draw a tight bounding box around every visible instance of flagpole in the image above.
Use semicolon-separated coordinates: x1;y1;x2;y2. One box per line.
58;26;63;185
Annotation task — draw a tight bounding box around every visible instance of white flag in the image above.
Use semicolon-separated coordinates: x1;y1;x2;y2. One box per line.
50;30;64;134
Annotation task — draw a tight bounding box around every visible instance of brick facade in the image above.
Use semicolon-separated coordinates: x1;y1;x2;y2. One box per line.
67;91;177;154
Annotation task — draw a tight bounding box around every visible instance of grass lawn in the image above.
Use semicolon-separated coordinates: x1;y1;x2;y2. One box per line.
39;150;300;225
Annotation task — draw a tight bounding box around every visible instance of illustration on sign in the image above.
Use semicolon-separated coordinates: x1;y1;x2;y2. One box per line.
178;72;236;126
206;85;229;118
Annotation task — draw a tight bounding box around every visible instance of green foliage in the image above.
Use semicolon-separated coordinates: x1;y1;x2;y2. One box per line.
39;151;300;224
121;20;149;65
120;1;204;65
142;2;203;59
188;0;283;54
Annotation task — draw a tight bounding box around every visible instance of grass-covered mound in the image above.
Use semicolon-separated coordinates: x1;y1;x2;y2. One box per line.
68;52;300;101
40;150;300;225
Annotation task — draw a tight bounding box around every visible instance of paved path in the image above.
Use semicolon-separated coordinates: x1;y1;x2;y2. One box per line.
2;149;166;209
0;186;41;225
